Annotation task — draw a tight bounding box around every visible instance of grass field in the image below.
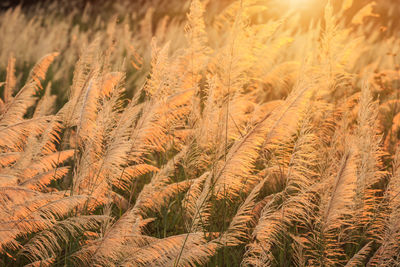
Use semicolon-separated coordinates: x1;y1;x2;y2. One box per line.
1;0;400;266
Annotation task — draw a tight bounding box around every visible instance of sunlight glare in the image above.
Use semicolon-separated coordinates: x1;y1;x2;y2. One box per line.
287;0;315;10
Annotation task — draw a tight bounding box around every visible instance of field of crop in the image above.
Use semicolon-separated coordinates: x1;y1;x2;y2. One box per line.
0;0;399;266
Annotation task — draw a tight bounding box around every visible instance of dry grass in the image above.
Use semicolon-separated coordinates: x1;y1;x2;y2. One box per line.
0;0;400;266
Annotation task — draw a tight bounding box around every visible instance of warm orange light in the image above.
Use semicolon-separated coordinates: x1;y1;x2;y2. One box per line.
286;0;316;10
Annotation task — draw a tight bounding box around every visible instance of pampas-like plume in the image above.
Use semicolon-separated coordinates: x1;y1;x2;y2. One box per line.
182;171;209;227
20;215;108;264
218;178;267;247
33;82;57;118
182;0;211;91
368;148;400;265
4;54;16;104
27;53;59;90
0;83;42;127
356;83;384;196
322;146;357;231
0;116;54;151
59;39;100;128
80;153;185;265
345;242;372;267
242;114;320;266
129;89;194;162
121;233;212;267
213;83;313;198
145;39;172;98
353;83;386;243
19;166;70;190
0;193;89;252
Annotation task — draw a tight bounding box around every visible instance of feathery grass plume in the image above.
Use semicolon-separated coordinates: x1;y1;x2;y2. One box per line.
293;132;371;266
356;83;384;194
322;145;357;231
212;80;314;199
167;241;219;267
19;166;70;190
208;0;264;171
300;145;357;266
0;53;58;155
128;89;194;164
182;171;209;228
353;82;386;242
81;153;185;265
182;0;211;90
16;150;73;182
0;82;43;128
261;81;315;148
242;114;320;266
247;22;297;97
380;98;400;153
271;123;355;266
0;193;89;253
0;187;41;206
27;53;59;90
4;54;16;104
145;38;173;98
368;147;400;265
345;241;372;267
181;0;211;123
76;78;100;145
191;77;220;157
190;171;213;233
104;97;146;189
139;7;154;43
211;1;254;104
0;116;54;151
135;179;192;214
121;164;159;189
254;61;300;102
217;178;267;247
283;115;320;193
24;257;55;267
194;77;253;159
211;113;267;199
132;149;188;213
241;192;288;266
33;82;57;118
213;0;263;31
78;210;152;265
4;117;65;187
291;234;307;267
34;118;64;155
59;39;100;129
20;215;108;265
121;233;212;267
318;1;356;100
73;71;128;199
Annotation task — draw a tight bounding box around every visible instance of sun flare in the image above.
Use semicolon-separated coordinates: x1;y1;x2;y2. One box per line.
287;0;316;9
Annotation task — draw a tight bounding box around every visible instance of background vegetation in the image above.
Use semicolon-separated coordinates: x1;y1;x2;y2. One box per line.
1;0;400;266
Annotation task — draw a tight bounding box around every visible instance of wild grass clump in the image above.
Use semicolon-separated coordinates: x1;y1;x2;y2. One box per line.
0;0;400;266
